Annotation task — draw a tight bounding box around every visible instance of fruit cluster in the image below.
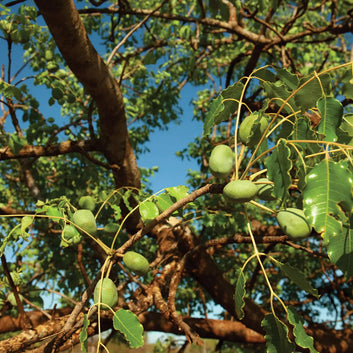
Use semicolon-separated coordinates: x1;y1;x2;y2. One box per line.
208;114;312;240
65;196;151;309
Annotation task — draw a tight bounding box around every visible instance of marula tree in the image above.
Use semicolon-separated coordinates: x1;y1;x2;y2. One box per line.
0;1;353;353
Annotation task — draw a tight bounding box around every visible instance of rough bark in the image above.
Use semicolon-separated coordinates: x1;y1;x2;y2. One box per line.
33;0;140;190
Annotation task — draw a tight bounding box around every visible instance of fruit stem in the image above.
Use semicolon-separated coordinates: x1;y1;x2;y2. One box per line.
248;200;276;214
244;207;287;317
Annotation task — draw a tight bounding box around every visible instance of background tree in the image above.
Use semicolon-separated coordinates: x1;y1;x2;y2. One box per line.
0;1;353;352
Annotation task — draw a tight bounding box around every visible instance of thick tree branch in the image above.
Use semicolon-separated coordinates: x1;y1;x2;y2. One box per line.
0;139;99;160
34;0;140;190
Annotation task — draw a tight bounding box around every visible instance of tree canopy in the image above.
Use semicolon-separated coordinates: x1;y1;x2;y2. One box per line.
1;1;353;352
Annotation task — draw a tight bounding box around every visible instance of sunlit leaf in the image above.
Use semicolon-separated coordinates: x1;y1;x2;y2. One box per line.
166;185;189;200
139;201;159;224
113;309;144;348
287;306;318;353
21;216;33;236
303;160;353;242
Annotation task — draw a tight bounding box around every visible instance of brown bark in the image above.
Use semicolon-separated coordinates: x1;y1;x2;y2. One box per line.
33;0;140;190
0;140;99;160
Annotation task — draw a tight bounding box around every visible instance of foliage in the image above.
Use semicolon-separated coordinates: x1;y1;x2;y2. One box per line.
0;1;353;353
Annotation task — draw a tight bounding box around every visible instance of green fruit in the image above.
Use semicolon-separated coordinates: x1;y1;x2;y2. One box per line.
62;224;81;245
94;278;118;309
123;251;150;276
47;61;59;73
78;196;96;211
238;113;268;147
209;144;234;179
103;223;119;234
223;180;258;203
52;87;63;100
72;209;97;236
139;201;159;224
45;49;54;61
256;178;276;201
277;208;312;240
7;292;23;306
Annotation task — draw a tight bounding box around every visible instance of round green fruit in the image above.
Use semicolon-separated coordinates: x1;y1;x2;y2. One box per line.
238;113;268;147
7;292;23;307
78;195;96;212
209;144;234;179
94;278;118;309
72;209;97;236
62;224;81;245
223;180;258;203
277;208;312;240
256;178;276;201
123;251;150;276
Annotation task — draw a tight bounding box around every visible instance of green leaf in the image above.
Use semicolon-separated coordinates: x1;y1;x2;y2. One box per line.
303;160;353;242
265;139;292;201
275;68;299;91
287;306;318;353
166;185;189;200
139;201;159;224
203;82;245;136
21;216;33;236
253;67;277;82
271;259;319;298
113;309;144;348
45;206;64;223
316;97;343;142
79;314;89;353
8;133;27;155
203;95;223;136
0;81;23;100
262;81;298;114
326;215;353;279
262;313;295;353
341;67;353;100
294;73;331;112
234;269;246;320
